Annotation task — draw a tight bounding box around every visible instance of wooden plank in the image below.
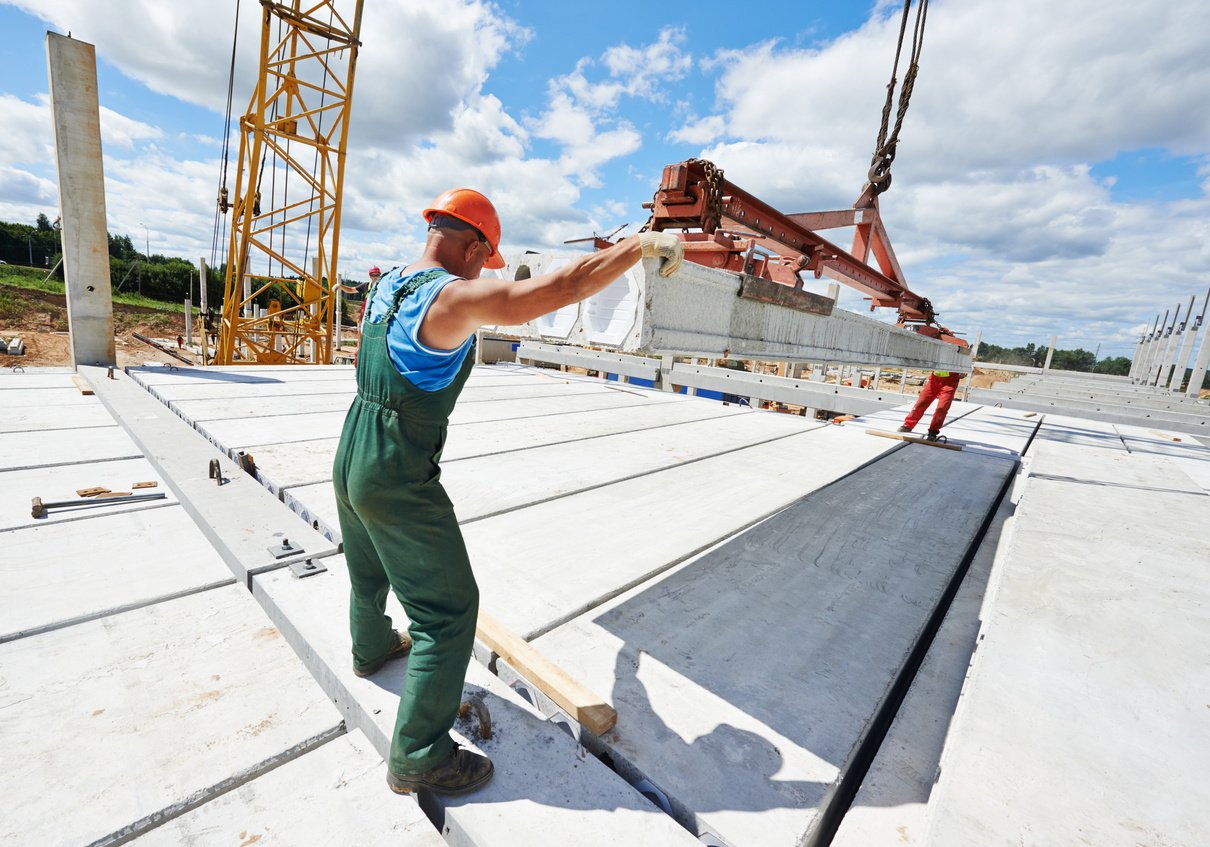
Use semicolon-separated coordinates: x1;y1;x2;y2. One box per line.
866;428;963;450
476;609;617;735
71;375;94;395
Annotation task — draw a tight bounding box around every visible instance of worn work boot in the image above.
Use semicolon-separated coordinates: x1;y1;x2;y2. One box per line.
353;629;412;678
925;429;941;442
896;425;912;433
387;747;494;796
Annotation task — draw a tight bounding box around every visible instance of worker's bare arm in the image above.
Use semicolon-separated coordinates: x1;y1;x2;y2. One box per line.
420;236;647;350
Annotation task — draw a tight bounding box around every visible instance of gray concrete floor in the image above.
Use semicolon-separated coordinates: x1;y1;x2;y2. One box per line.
3;364;1207;846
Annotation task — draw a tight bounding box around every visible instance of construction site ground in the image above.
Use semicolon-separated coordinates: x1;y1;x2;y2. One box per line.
0;282;187;367
2;359;1207;847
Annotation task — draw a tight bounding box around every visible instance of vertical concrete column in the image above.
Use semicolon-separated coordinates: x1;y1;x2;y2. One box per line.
963;329;982;401
184;298;192;347
659;354;674;392
1150;307;1180;387
1140;310;1168;384
1042;335;1057;372
1161;296;1194;389
1128;334;1146;382
899;367;908;394
1186;316;1210;399
334;282;343;351
46;33;115;368
198;257;209;363
1154;303;1182;387
1169;290;1207;391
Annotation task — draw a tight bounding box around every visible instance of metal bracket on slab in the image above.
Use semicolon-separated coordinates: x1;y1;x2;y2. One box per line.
267;537;304;559
289;557;326;578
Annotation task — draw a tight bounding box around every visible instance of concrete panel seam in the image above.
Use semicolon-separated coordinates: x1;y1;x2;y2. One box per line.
87;723;346;847
458;425;828;527
0;577;238;645
2;500;177;534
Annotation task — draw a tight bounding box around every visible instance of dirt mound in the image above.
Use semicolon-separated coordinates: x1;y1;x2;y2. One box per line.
0;285;191;367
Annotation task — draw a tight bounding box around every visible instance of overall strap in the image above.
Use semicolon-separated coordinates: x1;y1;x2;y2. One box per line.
382;268;452;322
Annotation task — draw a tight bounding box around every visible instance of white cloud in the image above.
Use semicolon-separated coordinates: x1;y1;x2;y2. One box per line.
668;114;726;146
676;0;1210;351
0;94;54;165
98;106;162;150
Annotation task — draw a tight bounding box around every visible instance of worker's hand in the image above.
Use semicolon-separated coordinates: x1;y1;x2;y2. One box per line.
638;231;684;278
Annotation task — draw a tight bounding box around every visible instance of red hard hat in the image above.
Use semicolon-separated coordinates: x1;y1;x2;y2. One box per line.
368;265;380;276
423;188;505;269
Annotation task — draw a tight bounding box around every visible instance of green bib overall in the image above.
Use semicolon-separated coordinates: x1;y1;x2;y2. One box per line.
332;268;477;775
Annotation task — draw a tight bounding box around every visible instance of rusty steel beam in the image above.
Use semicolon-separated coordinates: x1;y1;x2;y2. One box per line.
644;160;937;324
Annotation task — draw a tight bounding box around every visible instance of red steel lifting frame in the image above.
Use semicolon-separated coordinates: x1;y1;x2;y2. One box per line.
643;159;943;328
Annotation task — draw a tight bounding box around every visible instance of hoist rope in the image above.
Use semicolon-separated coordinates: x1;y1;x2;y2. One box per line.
209;0;241;275
868;0;928;196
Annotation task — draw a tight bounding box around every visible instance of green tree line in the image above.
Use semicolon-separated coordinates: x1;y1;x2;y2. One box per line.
1;214;224;307
976;341;1132;376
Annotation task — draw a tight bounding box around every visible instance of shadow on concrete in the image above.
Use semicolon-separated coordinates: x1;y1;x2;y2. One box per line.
127;367;284;384
582;446;1015;839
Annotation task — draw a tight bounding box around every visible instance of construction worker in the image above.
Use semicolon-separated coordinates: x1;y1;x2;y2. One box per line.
898;369;964;440
332;187;684;796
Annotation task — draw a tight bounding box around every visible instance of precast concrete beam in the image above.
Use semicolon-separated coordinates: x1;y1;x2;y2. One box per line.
967;388;1209;435
490;255;971;370
79;366;336;583
46;33;115;367
671;361;902;415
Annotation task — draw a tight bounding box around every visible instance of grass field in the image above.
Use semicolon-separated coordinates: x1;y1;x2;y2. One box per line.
0;264;185;314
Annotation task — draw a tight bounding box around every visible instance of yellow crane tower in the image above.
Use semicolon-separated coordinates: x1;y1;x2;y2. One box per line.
212;0;363;365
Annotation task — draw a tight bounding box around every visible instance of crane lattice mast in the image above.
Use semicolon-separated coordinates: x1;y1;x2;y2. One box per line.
214;0;363;365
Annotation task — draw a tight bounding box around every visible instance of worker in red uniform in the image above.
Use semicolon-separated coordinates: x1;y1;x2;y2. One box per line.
898;370;963;441
333;188;684;796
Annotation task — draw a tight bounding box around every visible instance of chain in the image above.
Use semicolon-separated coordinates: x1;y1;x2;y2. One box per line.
688;158;725;233
868;0;928;196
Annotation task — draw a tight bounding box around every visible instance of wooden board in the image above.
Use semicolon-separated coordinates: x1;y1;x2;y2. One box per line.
866;428;963;450
476;609;617;735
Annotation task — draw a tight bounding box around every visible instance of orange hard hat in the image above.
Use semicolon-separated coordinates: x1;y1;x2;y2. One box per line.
423;188;505;269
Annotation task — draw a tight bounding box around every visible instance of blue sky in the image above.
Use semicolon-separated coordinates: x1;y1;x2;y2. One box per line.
2;0;1209;358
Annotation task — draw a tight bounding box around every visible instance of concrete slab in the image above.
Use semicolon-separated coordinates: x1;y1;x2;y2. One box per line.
927;406;1039;458
0;425;141;471
967;387;1210;435
195;409;350;448
81;366;336;582
173;391;357;421
251;560;702;847
0;372;79;389
283;411;823;539
464;426;901;641
1031;413;1129;450
198;391;719;462
131;731;444;847
0;400;116;433
0;584;343;847
1;505;235;642
0;457;176;531
830;471;1026;847
533;446;1016;847
920;438;1210;846
1112;422;1210;492
0;386;100;407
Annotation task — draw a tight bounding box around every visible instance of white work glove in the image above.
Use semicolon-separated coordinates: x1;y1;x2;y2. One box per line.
638;231;684;278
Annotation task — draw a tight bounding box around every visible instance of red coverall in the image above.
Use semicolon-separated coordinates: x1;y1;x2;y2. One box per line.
904;370;963;432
